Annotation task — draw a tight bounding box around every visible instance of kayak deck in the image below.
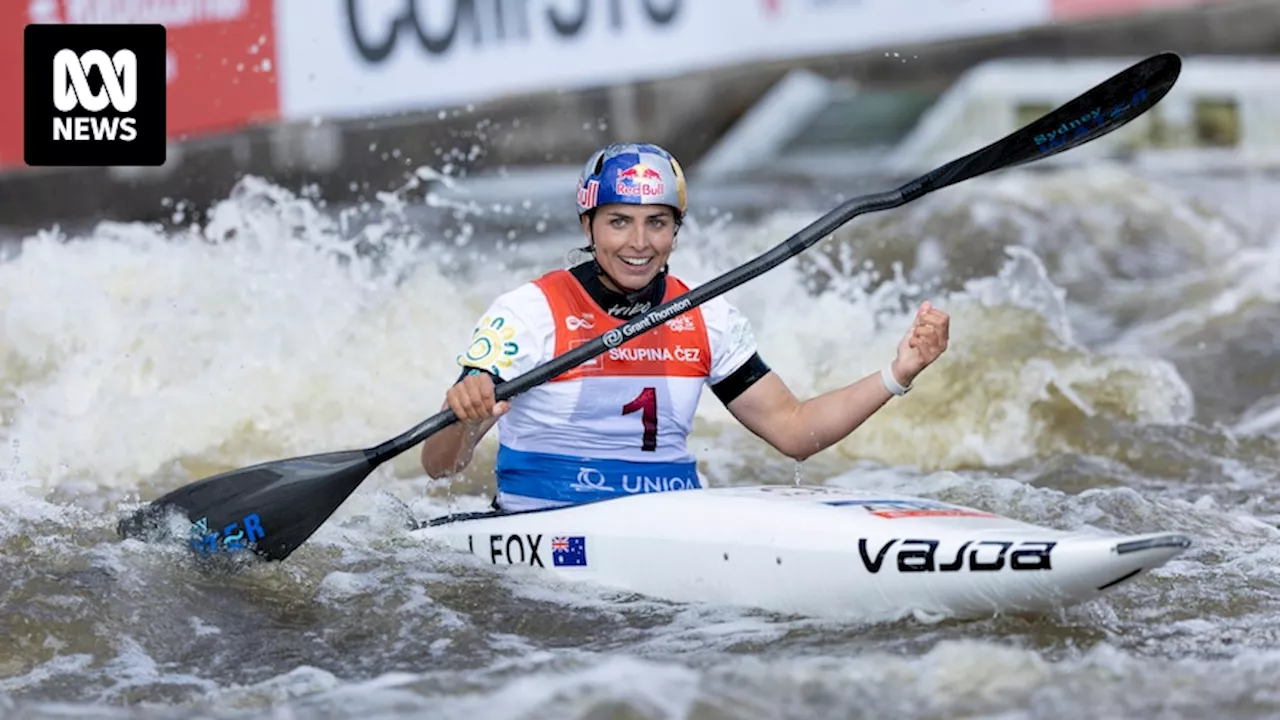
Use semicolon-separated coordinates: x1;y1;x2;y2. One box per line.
412;485;1192;621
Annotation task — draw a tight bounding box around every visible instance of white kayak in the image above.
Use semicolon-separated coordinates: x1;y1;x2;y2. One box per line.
412;485;1192;621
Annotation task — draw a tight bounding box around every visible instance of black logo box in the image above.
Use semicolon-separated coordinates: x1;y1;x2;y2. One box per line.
24;23;167;167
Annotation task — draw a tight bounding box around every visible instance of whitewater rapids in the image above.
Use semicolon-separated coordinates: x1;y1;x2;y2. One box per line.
2;162;1280;718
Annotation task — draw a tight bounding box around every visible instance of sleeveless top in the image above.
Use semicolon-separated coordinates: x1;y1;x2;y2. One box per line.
456;266;760;511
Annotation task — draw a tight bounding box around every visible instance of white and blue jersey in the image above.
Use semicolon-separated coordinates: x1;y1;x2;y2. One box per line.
456;263;766;511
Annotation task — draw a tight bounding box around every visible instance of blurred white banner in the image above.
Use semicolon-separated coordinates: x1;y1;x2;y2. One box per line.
275;0;1052;120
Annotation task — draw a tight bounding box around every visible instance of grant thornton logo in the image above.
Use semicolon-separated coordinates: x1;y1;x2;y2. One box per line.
24;23;166;167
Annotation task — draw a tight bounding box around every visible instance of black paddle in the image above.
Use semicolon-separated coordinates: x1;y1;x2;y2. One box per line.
117;51;1182;562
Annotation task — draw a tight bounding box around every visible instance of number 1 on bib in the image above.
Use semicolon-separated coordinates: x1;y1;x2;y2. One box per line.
622;387;658;451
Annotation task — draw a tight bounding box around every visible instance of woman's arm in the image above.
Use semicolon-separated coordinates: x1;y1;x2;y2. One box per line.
421;372;507;477
725;301;949;461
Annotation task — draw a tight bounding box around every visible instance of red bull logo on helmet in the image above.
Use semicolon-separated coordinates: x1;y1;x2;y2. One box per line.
614;162;665;198
577;179;599;209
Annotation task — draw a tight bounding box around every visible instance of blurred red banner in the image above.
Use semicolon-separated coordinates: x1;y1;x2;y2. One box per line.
1052;0;1235;19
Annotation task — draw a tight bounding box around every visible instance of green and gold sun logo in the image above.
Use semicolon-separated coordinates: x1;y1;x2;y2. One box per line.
460;315;519;375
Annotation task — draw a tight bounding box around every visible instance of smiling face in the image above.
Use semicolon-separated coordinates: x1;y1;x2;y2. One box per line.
582;204;679;292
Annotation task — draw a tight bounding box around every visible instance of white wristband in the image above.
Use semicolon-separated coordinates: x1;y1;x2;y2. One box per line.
881;364;911;396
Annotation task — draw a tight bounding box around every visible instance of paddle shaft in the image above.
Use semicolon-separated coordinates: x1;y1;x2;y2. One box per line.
370;52;1181;464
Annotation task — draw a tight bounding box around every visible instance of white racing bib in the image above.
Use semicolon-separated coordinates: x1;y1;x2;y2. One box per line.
458;268;759;510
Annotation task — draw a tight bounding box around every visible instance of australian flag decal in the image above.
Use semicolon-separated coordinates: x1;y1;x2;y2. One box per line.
551;536;587;567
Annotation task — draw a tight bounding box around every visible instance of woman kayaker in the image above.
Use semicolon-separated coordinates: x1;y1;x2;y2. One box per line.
421;142;950;511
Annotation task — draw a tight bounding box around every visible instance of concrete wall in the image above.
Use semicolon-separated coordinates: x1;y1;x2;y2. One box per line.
1;0;1276;236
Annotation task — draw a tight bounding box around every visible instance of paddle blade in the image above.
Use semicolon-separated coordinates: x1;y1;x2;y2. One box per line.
904;52;1182;199
117;449;375;562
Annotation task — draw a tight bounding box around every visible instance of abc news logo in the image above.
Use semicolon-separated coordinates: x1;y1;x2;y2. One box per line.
24;24;166;167
53;49;140;142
